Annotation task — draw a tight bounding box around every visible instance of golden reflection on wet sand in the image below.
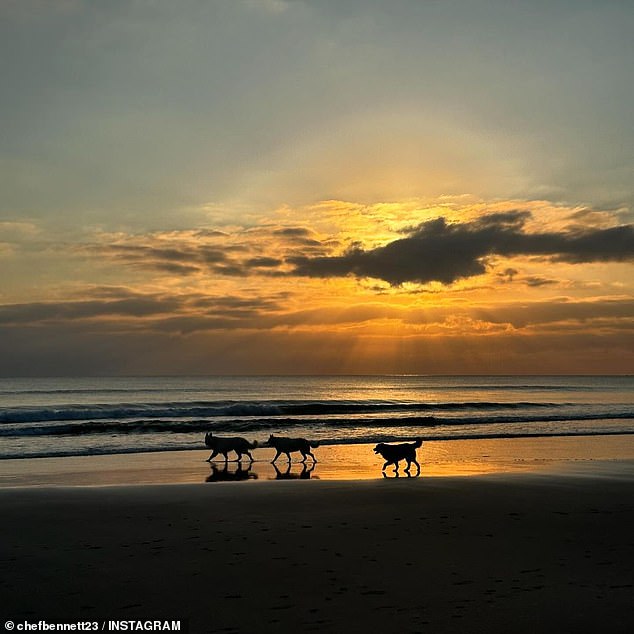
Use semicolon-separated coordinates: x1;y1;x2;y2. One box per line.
0;435;632;487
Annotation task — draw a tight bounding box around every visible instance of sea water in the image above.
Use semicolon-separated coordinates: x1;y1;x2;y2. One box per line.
0;375;632;459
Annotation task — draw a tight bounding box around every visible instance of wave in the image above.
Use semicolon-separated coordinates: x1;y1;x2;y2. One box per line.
1;411;632;437
2;429;633;461
0;388;183;396
0;399;568;424
3;377;629;397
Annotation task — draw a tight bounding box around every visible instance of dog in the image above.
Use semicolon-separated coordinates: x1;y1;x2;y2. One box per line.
204;432;257;463
373;439;423;474
266;434;319;464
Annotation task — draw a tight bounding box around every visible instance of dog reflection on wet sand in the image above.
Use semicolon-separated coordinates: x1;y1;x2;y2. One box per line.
205;463;258;483
373;439;423;476
272;462;316;480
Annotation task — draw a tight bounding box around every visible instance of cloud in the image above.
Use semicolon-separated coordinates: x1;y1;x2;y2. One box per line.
274;227;313;237
244;256;284;268
288;212;634;285
76;210;633;290
87;223;321;279
0;296;180;325
1;321;632;377
101;243;237;276
1;274;632;374
0;286;289;334
497;267;519;283
5;287;631;338
272;227;322;247
524;276;558;288
270;297;634;332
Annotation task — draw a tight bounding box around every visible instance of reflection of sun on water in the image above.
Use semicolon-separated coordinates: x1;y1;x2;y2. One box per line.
252;437;634;481
1;437;631;486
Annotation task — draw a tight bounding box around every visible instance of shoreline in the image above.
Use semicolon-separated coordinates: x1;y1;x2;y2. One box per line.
1;434;633;487
4;428;634;461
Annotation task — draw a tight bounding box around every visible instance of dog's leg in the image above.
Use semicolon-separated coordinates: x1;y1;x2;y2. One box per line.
382;461;390;471
245;451;254;463
301;450;317;463
405;460;418;478
271;450;282;464
285;452;292;463
206;450;219;463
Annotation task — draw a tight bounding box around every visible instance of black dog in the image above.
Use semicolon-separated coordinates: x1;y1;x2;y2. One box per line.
266;434;319;464
204;432;257;463
373;439;423;474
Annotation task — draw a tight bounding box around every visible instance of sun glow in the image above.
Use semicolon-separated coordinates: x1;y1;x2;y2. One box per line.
2;193;632;374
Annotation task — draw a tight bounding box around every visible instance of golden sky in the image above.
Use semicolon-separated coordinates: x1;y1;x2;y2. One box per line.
1;1;633;375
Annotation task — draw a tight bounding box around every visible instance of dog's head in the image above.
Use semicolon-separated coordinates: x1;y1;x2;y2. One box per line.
266;434;276;446
373;443;388;456
204;432;214;447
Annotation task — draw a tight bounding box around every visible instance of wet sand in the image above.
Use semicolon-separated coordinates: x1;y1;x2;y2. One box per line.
2;438;634;633
2;434;634;487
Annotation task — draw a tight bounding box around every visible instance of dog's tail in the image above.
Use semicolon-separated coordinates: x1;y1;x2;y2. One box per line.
412;438;423;448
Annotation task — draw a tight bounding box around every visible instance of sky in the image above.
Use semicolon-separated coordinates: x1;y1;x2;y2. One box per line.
1;0;633;376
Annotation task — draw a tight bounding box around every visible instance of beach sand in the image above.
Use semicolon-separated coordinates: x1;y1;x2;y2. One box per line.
2;437;634;633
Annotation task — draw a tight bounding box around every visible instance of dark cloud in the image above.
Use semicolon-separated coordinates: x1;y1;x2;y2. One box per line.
463;298;634;329
245;256;283;268
1;323;632;377
497;267;519;283
191;295;285;311
94;235;290;278
149;262;202;276
68;285;141;299
274;227;313;237
496;269;558;287
288;213;634;285
79;212;634;290
197;247;232;264
4;294;631;333
272;226;323;248
0;297;181;325
0;289;287;331
524;276;558;287
103;243;231;275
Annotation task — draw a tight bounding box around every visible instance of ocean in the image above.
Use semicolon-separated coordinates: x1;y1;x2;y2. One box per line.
0;375;632;460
